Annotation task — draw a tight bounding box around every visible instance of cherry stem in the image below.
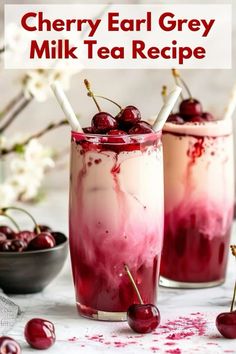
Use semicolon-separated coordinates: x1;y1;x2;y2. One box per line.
1;207;41;234
84;79;101;112
1;213;20;232
124;264;143;304
230;281;236;312
230;245;236;312
161;86;168;103
172;69;191;100
93;95;122;111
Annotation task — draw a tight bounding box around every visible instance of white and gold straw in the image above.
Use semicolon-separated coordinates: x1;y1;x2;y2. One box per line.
51;81;83;132
152;86;182;132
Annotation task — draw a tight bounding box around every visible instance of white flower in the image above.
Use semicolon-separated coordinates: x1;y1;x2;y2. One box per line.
24;139;55;168
0;183;17;208
22;68;80;102
1;138;55;203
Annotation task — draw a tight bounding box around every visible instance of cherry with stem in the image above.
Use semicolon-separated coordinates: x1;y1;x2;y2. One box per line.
1;213;20;232
171;69;202;119
84;79;118;133
124;264;143;304
172;69;191;99
216;245;236;339
124;264;160;333
1;207;41;234
84;79;102;112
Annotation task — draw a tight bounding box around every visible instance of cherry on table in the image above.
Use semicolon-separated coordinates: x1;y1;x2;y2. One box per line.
0;336;21;354
216;311;236;339
167;113;184;124
127;303;160;334
124;264;161;334
216;245;236;339
129;121;154;134
92;112;118;133
116;106;141;127
179;98;202;119
28;232;55;251
24;318;56;350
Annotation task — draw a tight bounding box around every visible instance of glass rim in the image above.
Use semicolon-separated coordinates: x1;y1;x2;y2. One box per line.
71;130;161;139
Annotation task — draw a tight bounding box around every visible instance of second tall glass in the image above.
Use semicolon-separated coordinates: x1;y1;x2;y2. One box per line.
69;131;164;320
160;119;234;288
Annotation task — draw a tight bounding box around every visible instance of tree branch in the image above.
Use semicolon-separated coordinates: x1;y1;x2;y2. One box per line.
0;119;69;156
0;92;25;121
0;96;32;133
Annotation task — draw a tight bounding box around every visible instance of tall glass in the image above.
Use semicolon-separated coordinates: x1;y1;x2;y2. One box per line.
69;131;164;321
160;119;234;288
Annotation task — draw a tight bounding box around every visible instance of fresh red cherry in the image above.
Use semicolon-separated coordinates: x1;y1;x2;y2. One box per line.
92;112;118;133
10;239;27;252
0;240;12;252
24;318;56;350
14;231;35;242
33;225;52;234
28;232;55;251
124;265;161;334
0;233;7;243
0;336;21;354
202;112;214;121
167;113;184;124
216;245;236;339
116;106;141;127
51;232;67;246
179;98;202;119
129;121;154;134
216;311;236;339
0;226;14;238
127;304;160;334
189;115;206;123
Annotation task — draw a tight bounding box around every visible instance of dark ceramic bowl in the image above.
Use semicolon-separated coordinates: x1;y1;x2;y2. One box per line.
0;234;68;294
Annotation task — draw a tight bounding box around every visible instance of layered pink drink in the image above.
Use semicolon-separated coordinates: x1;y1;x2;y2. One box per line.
160;109;234;287
69;82;164;320
70;133;163;320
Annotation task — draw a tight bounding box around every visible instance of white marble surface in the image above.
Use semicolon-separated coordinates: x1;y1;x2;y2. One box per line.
3;190;236;354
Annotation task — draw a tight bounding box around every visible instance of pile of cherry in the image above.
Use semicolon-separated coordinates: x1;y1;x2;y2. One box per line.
0;226;64;252
83;79;154;136
165;69;215;124
0;207;65;252
167;98;214;124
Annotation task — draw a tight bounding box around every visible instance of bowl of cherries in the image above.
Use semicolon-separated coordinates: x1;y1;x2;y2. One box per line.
0;207;68;294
